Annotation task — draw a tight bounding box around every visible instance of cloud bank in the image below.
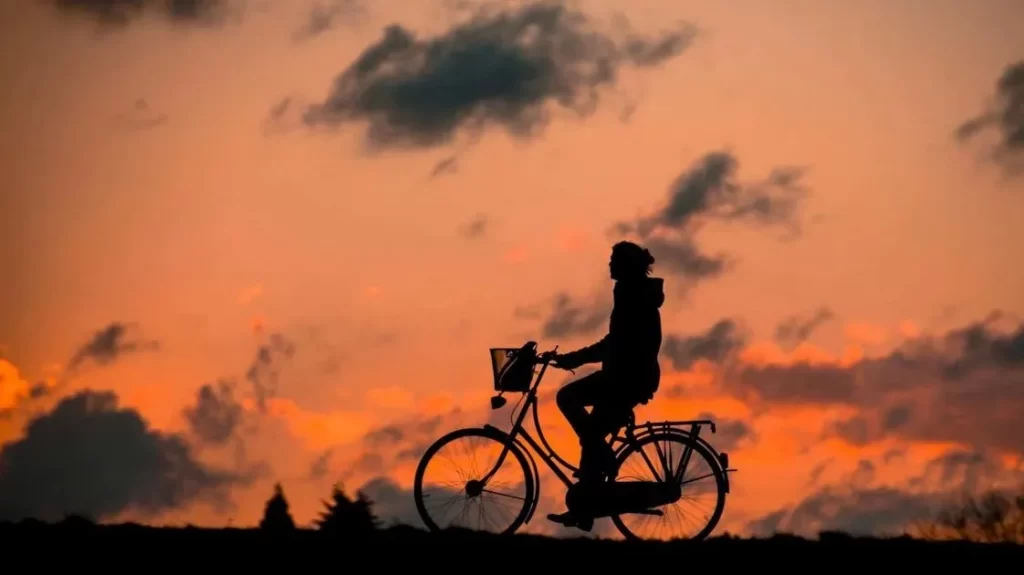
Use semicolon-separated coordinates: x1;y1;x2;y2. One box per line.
0;390;248;523
299;0;697;149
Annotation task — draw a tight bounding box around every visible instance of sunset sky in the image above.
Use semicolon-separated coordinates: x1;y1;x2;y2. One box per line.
2;0;1023;539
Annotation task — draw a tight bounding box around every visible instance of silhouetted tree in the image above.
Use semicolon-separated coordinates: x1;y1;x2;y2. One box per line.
259;483;297;532
916;485;1024;544
314;483;378;538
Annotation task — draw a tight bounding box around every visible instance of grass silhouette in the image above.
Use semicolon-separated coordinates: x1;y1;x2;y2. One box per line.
2;485;1021;565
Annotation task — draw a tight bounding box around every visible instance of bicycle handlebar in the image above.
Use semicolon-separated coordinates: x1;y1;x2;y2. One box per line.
534;348;573;371
535;348;557;362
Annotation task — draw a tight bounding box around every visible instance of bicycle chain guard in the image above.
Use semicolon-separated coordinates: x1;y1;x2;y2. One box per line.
565;480;682;519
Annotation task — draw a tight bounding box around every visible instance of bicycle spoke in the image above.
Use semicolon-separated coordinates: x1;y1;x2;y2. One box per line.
679;471;718;487
481;488;525;501
415;429;532;534
611;433;726;541
634;442;664;482
674;440;694;485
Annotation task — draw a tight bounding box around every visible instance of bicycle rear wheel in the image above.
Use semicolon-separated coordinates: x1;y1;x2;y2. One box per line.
609;430;727;541
413;426;534;535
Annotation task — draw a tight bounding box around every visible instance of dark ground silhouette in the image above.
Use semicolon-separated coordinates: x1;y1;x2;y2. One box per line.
1;519;1021;565
2;481;1022;565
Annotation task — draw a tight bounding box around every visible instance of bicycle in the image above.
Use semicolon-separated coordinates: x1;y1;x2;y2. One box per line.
412;341;737;541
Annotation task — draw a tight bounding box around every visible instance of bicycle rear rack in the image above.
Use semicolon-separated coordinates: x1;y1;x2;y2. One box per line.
634;418;717;434
625;418;733;479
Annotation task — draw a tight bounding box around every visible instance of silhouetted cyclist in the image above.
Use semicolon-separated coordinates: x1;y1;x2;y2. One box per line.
547;240;665;530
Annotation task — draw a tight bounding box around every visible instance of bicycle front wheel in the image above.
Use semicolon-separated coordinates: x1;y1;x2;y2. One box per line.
609;430;727;541
413;426;535;535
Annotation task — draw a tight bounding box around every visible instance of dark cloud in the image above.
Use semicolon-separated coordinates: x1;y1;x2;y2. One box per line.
846;459;877;488
908;449;1017;495
307;449;334;480
114;99;169;131
357;475;434;529
431;155;460;178
732;362;857;405
725;312;1024;454
245;332;296;413
0;389;247;523
182;379;243;447
881;404;911;431
662;318;746;371
512;304;543;320
327;410;465;483
694;411;754;451
626;152;807;234
49;0;232;27
956;61;1024;176
749;486;939;538
178;333;303;478
293;0;365;42
526;152;810;335
939;312;1024;378
749;448;1024;538
806;460;832;488
827;416;870;445
362;413;448;460
774;307;835;350
67;321;160;374
540;292;610;339
612;151;811;288
262;97;299;136
1;322;159;422
458;213;489;239
299;1;697;150
641;235;727;282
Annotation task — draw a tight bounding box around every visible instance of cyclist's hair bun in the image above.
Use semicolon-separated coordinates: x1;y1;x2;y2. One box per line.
612;241;656;275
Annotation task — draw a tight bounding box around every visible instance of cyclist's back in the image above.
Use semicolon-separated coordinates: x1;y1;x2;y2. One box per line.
604;272;664;402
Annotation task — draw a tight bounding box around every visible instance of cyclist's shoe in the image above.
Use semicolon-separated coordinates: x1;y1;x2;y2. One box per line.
546;511;572;525
546;512;593;532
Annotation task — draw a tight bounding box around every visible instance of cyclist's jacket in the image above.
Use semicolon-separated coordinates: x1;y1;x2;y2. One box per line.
559;276;665;403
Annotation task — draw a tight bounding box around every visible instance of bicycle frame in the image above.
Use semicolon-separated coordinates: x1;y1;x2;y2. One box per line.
479;349;733;526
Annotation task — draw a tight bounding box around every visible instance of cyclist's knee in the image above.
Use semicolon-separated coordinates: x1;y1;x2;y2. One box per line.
557;384;585;414
556;385;572;411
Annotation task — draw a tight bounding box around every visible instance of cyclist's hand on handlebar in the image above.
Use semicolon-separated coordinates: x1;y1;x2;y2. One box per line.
550;353;581;371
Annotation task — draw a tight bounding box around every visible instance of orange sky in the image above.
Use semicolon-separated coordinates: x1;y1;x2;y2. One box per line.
2;0;1023;539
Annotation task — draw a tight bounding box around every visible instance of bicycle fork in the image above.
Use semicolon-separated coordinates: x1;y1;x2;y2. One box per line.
477;443;514;487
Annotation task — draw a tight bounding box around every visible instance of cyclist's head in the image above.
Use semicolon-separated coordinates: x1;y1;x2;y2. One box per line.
609;241;655;280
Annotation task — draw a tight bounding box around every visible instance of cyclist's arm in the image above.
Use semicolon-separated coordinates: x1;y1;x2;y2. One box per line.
559;335;607;366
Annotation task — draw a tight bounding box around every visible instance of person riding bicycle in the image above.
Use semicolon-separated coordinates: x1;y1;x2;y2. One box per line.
547;240;665;530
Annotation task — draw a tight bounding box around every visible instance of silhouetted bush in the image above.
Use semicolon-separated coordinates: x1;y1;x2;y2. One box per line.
314;483;378;538
58;514;96;529
259;483;297;532
916;485;1024;544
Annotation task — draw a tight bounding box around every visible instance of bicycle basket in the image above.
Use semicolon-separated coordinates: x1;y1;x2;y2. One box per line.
490;342;537;393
